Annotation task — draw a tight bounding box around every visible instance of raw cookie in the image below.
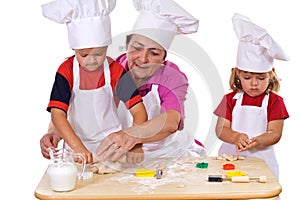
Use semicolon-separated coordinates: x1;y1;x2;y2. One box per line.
214;154;244;161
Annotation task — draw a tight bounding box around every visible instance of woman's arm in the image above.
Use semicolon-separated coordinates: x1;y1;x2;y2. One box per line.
128;109;181;143
40;120;62;159
96;109;181;161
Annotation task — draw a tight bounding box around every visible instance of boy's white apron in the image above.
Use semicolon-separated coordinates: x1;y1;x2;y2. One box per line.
218;92;279;178
66;58;122;153
118;84;194;158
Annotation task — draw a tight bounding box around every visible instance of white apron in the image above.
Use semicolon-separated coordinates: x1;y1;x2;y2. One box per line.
118;84;195;158
66;58;122;153
218;92;279;179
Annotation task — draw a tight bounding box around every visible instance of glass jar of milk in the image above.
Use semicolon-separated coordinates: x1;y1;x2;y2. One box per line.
47;148;86;192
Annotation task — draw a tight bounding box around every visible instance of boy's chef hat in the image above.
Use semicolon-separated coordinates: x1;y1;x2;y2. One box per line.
42;0;116;49
131;0;199;50
233;13;288;73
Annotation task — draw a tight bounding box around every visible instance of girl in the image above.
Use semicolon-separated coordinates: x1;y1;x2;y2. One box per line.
214;13;289;179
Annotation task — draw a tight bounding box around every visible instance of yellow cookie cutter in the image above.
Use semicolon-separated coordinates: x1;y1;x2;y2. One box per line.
226;170;247;178
135;168;156;178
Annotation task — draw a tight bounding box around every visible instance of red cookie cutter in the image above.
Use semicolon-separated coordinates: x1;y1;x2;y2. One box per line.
223;163;235;170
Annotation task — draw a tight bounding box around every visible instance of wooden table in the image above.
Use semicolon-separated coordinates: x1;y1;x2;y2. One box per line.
35;156;281;200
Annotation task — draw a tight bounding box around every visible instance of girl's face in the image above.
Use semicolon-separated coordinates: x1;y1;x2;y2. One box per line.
237;69;270;97
126;34;166;81
75;47;107;71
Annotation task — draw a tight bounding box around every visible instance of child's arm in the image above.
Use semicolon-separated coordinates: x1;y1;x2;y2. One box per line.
246;119;283;150
128;102;148;125
51;108;93;163
215;116;251;151
126;102;147;163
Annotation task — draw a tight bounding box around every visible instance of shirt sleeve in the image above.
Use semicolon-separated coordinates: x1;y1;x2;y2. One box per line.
213;92;236;121
268;93;289;121
47;57;74;113
116;70;143;108
150;61;188;129
109;60;142;109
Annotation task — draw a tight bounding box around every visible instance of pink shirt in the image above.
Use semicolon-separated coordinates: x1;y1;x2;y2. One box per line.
116;53;189;129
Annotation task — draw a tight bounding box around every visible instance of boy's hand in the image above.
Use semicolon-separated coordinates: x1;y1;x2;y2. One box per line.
73;146;93;164
126;144;144;164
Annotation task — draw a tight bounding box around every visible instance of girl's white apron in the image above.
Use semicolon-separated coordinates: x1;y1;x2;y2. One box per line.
66;58;122;153
118;84;195;158
218;92;279;178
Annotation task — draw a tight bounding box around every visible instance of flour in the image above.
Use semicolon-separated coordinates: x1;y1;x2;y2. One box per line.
105;157;205;192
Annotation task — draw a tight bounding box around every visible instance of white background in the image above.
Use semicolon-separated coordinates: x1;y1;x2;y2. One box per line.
0;0;298;199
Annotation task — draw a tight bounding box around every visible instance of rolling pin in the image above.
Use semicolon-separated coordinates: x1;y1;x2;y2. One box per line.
208;175;267;183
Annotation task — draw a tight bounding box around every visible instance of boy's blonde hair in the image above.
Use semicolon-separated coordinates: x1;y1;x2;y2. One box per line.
229;67;281;93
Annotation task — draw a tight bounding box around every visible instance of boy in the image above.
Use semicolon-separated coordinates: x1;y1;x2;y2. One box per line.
42;0;147;163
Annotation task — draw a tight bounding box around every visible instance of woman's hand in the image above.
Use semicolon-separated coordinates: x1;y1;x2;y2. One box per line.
40;133;62;159
96;130;139;162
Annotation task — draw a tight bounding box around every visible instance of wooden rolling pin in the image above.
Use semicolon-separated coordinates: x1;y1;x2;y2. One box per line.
231;175;266;183
208;175;267;183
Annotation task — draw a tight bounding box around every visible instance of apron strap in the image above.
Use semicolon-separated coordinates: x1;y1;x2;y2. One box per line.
73;58;80;88
233;92;243;106
261;93;269;108
103;59;110;86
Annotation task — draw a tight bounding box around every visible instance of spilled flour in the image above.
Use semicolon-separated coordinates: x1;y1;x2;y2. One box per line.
104;157;207;193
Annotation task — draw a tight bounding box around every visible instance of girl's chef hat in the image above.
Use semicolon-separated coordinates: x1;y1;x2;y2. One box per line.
42;0;116;49
233;13;288;73
131;0;199;50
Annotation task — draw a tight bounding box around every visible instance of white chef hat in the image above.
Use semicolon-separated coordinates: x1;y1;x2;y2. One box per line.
232;13;288;73
131;0;199;50
42;0;116;49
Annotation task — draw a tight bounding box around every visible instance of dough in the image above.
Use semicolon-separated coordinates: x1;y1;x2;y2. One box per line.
91;161;122;175
91;153;126;174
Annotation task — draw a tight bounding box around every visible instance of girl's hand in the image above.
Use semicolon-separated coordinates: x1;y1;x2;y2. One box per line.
243;137;258;150
235;133;252;152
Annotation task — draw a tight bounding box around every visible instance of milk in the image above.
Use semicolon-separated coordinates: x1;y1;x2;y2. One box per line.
47;163;78;192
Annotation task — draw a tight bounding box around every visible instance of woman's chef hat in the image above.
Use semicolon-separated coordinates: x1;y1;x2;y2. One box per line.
42;0;116;49
233;13;288;73
131;0;199;50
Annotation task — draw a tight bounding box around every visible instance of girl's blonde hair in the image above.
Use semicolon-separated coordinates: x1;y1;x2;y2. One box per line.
229;67;281;93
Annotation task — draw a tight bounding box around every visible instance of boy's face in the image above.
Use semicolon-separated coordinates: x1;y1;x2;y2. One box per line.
75;47;107;71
